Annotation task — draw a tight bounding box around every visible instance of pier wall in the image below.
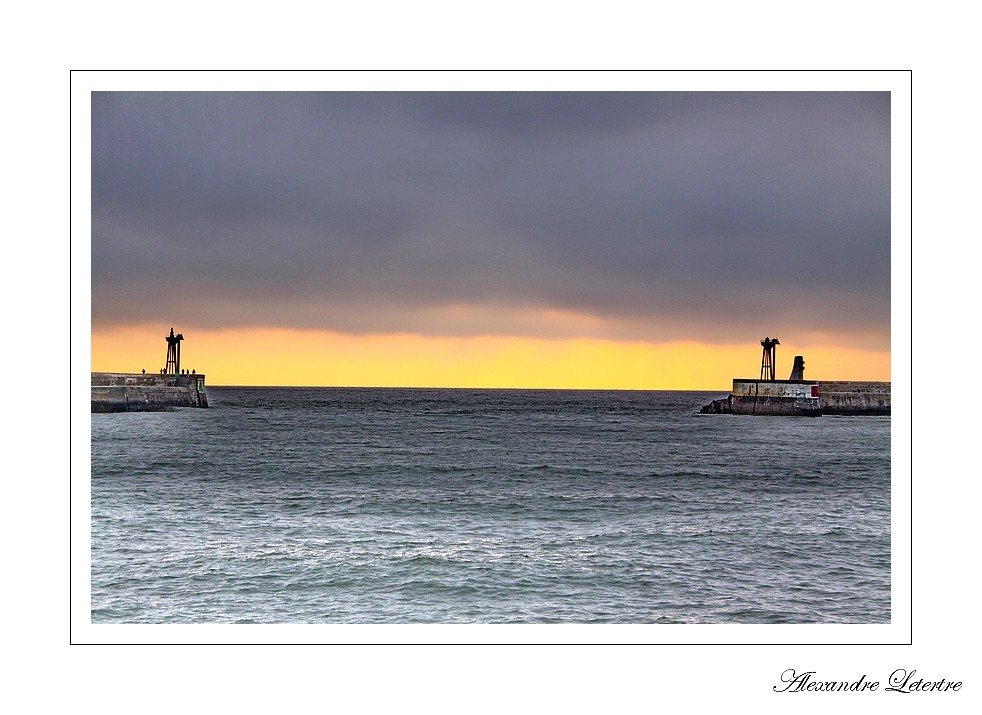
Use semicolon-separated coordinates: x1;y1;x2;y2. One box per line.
817;381;890;415
91;373;208;412
730;379;822;416
700;380;890;416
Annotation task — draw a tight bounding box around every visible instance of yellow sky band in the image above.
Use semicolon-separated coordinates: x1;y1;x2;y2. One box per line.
91;324;890;391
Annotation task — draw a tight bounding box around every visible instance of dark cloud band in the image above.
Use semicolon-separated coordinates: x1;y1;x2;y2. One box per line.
92;91;890;348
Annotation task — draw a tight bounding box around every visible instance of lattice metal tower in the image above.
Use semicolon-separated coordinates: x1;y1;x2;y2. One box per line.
165;327;184;375
760;337;780;381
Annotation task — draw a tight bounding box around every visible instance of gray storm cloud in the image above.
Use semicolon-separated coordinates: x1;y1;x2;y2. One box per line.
91;91;891;348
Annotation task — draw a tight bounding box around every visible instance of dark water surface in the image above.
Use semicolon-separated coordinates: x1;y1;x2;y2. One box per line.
90;388;890;624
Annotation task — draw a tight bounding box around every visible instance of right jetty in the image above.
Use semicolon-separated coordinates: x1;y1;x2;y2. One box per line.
700;337;890;417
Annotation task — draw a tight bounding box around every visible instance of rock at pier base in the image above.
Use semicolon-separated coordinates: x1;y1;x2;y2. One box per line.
700;395;732;414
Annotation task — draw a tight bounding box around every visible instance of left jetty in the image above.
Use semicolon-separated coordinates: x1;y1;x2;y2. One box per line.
91;328;208;413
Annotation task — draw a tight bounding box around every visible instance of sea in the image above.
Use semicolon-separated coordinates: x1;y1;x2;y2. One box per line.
89;387;891;625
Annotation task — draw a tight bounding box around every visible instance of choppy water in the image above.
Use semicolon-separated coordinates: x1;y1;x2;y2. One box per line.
90;388;890;624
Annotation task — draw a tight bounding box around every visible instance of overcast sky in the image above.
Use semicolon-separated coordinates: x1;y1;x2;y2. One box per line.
91;91;890;349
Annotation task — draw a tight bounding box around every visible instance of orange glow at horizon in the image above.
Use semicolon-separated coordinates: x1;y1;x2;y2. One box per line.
90;325;891;391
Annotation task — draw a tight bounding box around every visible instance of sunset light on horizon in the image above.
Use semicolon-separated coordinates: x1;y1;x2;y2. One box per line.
90;323;891;390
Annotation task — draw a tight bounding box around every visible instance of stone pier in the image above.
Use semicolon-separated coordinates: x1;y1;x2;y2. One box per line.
91;372;209;412
700;380;890;416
